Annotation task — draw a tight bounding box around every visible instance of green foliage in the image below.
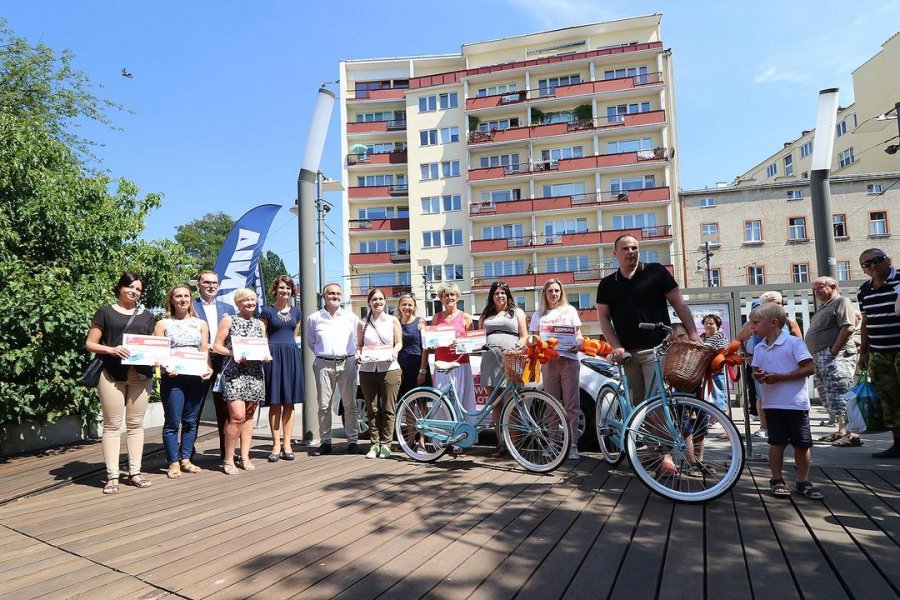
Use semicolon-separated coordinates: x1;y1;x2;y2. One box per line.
573;104;593;123
468;115;480;132
530;108;544;125
174;211;235;274
0;23;191;425
259;250;289;305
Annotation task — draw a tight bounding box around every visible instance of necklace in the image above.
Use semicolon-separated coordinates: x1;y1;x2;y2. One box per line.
275;305;293;322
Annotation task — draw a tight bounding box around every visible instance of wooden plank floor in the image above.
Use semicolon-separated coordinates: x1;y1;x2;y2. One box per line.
1;431;899;599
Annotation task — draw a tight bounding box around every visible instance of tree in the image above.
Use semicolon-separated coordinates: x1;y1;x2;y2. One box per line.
174;211;235;274
0;22;192;425
259;250;289;305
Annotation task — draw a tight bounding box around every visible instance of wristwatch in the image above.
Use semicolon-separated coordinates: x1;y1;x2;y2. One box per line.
418;368;427;374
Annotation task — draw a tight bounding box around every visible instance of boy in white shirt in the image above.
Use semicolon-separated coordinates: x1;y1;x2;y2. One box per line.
750;302;823;499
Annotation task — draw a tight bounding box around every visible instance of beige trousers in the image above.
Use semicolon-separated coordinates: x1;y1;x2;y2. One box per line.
98;368;151;479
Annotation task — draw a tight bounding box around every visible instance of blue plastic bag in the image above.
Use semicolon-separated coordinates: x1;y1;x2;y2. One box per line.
845;371;884;432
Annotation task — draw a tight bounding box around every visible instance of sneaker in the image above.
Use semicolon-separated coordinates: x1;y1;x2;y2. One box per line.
366;445;380;459
346;443;364;455
568;447;580;460
871;445;900;458
379;445;392;459
752;428;767;438
414;441;427;454
312;442;332;456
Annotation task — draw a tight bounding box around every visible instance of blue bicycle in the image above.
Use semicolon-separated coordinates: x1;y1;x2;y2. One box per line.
394;352;571;473
595;323;744;503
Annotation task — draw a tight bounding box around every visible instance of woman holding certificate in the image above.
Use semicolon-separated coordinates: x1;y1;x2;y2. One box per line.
260;275;303;463
529;278;583;461
154;284;212;479
213;288;268;475
479;281;527;457
356;289;403;459
85;272;157;494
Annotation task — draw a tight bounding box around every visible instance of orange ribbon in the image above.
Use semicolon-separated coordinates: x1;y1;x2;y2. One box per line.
580;337;613;357
521;334;559;384
706;340;743;393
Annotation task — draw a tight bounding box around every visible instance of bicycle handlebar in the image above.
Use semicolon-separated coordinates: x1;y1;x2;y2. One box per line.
638;322;673;332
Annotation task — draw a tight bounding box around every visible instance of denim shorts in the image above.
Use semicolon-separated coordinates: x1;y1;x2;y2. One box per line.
764;408;812;448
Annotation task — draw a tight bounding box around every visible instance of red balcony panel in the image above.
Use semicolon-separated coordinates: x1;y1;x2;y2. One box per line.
349;88;406;101
347;121;390;134
352;284;412;298
577;308;599;322
626;187;671;202
471;239;510;252
347;150;408;166
553;81;597;98
349;252;392;265
598;110;666;129
349;185;391;199
349;218;409;231
487;127;532;143
468;166;512;181
529;122;571;139
558;156;600;170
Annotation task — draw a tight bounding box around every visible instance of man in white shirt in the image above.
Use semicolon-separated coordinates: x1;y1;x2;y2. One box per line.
306;283;362;455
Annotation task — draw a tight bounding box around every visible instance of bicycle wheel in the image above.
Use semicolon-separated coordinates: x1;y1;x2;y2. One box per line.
395;389;456;462
625;395;744;504
501;389;570;473
595;385;624;466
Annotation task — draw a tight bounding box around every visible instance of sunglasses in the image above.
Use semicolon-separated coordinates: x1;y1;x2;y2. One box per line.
861;255;888;268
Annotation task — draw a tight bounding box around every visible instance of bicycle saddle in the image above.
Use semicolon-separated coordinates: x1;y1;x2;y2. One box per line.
434;360;462;372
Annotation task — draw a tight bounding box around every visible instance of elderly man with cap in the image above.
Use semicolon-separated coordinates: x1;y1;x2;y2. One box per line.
806;277;860;446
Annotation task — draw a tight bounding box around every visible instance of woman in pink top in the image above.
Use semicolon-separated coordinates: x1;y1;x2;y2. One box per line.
431;283;476;439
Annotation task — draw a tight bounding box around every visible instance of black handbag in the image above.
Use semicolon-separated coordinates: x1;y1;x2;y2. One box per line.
80;308;139;388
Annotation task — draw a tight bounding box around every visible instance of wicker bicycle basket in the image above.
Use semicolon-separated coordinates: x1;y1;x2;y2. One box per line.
503;351;528;384
663;339;717;392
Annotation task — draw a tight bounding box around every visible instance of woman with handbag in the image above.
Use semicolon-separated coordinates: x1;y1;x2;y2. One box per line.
153;284;213;479
213;288;269;475
84;272;157;494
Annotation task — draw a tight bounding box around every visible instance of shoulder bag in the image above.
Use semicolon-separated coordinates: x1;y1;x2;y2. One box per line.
80;307;140;388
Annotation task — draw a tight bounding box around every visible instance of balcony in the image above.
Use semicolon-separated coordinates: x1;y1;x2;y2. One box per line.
470;225;672;254
468;149;670;182
349;251;411;266
465;73;664;110
352;284;412;299
467;110;666;145
408;41;664;89
347;119;407;134
349;218;410;232
472;269;604;290
347;87;407;101
348;184;408;199
469;187;672;216
347;150;408;166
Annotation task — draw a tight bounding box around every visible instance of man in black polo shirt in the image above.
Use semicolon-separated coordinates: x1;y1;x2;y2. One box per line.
596;234;701;404
857;248;900;458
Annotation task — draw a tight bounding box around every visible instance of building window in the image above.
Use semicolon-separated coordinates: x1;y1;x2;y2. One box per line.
418;95;437;113
800;140;813;158
700;197;715;208
610;175;655;192
443;229;462;246
837;261;851;281
481;188;522;203
541;146;585;163
543;181;586;198
708;268;722;287
441;160;461;177
787;190;803;200
870;211;888;236
444;264;464;281
442;195;461;212
747;266;765;285
420;163;439;180
479;153;521;170
792;263;810;283
420;196;440;215
423;230;441;248
784;154;794;177
483;223;524;242
438;92;458;109
606;138;652;153
867;183;884;194
836;120;847;138
701;223;719;245
419;129;438;146
357;174;399;187
476;83;518;97
603;66;649;82
548;256;589;273
566;292;593;310
789;217;808;240
838;148;854;168
479;118;520;131
483;260;525;278
833;214;848;238
745;220;762;242
424;265;442;283
640;250;660;263
439;127;459;144
612;213;657;231
359;239;396;253
358;206;407;219
538;74;581;97
766;163;777;177
607;102;652;122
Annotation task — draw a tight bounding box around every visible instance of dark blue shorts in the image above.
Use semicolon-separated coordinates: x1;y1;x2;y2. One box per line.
764;408;812;448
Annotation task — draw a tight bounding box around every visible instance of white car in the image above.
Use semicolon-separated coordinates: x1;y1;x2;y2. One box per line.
339;354;619;451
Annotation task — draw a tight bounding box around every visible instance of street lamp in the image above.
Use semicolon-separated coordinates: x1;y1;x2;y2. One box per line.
293;172;344;307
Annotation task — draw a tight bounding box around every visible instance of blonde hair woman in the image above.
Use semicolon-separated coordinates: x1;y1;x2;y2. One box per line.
213;288;269;474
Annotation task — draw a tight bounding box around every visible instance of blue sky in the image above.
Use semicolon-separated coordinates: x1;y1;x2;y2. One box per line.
3;1;898;284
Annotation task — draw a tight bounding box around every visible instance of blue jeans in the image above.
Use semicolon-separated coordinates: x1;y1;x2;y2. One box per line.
709;372;728;412
161;375;205;462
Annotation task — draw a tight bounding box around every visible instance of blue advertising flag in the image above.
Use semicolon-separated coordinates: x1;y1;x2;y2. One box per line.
213;204;281;310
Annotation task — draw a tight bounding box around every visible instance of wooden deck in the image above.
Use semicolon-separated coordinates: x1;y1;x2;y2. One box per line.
1;425;899;599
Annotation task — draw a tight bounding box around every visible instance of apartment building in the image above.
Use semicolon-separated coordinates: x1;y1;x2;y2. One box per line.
339;15;681;335
735;32;899;186
680;173;900;288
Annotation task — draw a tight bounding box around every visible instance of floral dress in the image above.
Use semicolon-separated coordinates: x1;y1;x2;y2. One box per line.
222;316;265;403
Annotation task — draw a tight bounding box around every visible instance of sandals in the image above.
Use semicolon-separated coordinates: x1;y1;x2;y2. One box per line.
102;478;119;494
127;474;152;488
818;432;845;443
238;458;255;471
770;478;790;498
167;464;182;479
796;481;824;500
223;462;239;475
489;445;507;458
687;461;718;478
832;434;863;447
180;461;202;473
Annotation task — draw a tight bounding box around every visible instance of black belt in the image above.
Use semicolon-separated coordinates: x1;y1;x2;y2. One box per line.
487;331;519;337
317;355;349;361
